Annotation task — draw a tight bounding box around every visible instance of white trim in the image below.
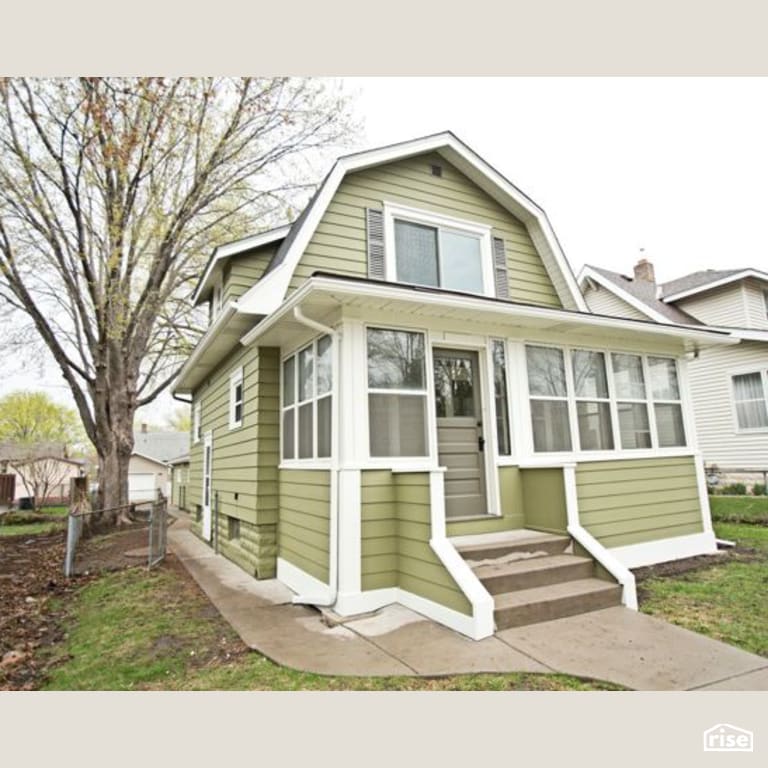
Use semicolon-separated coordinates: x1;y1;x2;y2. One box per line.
693;454;714;536
192;225;290;304
578;265;671;324
662;268;768;303
562;465;638;610
332;586;489;640
336;469;361;600
228;366;244;429
201;431;213;542
608;532;718;569
192;402;201;444
236;132;589;315
240;275;737;350
382;201;494;298
277;557;333;604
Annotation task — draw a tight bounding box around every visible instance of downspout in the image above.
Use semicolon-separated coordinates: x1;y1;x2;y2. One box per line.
289;306;340;607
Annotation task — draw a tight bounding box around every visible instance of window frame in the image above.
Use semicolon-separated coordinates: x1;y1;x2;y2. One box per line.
280;334;333;465
382;201;495;298
522;342;689;457
229;367;244;430
730;367;768;433
365;324;431;462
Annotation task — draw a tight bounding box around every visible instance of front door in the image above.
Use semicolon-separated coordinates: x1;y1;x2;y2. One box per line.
202;432;213;541
433;348;487;518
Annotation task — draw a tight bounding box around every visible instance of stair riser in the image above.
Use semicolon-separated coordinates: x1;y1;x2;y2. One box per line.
480;561;595;594
495;587;621;630
459;539;569;561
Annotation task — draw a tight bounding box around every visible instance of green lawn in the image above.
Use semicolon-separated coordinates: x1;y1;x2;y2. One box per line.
0;505;69;537
708;495;768;524
638;522;768;657
42;565;623;691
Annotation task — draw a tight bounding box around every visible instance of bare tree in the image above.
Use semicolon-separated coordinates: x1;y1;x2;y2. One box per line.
11;455;76;511
0;77;356;514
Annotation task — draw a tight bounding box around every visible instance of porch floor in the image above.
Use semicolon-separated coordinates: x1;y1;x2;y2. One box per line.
168;510;768;690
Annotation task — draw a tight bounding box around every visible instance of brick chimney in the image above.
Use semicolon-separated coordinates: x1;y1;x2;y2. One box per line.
634;258;655;283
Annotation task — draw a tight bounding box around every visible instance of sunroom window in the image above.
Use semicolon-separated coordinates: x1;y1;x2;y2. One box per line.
492;340;511;455
572;350;614;450
526;346;572;452
611;353;652;449
282;335;332;461
648;356;686;446
367;328;428;457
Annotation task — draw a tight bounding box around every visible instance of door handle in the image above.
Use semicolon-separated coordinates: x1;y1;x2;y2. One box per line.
478;435;485;452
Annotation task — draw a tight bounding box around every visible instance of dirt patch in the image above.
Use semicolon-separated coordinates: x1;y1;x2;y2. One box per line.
73;524;153;574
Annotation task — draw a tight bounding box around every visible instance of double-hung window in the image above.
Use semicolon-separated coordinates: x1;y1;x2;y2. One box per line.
648;357;686;446
229;368;244;429
526;346;572;452
367;327;428;457
732;370;768;430
282;336;332;461
385;204;493;297
572;350;614;450
612;353;652;449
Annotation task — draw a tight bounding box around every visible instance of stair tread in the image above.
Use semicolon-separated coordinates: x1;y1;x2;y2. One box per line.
494;578;620;609
473;554;592;578
457;534;569;555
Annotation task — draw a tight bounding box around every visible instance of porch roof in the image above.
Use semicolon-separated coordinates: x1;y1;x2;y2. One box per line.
240;273;739;352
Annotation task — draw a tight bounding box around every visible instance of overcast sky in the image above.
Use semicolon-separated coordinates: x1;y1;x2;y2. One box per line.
4;77;768;422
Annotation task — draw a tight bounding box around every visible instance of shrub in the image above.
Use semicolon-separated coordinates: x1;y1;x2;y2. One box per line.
753;483;767;496
720;483;747;496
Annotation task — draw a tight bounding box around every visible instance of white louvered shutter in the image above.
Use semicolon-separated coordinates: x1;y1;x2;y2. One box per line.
366;209;386;280
493;237;509;298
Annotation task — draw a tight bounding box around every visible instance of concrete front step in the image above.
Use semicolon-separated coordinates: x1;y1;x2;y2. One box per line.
493;578;622;630
456;532;570;562
474;554;595;594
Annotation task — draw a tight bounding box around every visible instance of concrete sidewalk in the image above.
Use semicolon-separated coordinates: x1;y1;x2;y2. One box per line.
168;516;768;690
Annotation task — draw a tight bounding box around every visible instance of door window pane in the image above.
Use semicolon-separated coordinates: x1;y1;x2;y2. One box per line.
530;400;572;452
439;230;483;293
367;328;425;389
526;346;567;397
612;354;646;399
434;355;475;417
395;220;438;287
369;394;428;457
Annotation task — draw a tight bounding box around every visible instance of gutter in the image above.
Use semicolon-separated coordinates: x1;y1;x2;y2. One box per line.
288;306;340;608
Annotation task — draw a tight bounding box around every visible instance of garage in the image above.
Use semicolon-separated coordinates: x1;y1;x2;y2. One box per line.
128;473;156;502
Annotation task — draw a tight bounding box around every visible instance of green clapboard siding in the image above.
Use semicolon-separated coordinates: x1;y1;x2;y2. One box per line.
221;243;278;304
521;467;568;534
188;345;279;577
289;152;562;308
576;457;703;548
446;466;525;536
360;470;472;615
278;469;331;584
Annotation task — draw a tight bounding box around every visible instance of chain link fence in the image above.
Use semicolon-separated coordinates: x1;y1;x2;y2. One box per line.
64;494;169;577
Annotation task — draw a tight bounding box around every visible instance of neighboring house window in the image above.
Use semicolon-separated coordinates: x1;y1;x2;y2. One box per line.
384;204;492;296
367;327;428;457
526;345;686;453
492;340;511;455
229;368;244;429
282;335;332;460
193;402;201;443
732;371;768;430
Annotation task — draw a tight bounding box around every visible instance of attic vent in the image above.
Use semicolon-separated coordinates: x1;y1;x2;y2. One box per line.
430;164;443;178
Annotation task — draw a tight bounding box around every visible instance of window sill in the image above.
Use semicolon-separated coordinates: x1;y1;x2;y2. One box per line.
279;461;332;471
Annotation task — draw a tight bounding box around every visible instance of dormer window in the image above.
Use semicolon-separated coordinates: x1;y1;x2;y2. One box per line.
383;203;494;297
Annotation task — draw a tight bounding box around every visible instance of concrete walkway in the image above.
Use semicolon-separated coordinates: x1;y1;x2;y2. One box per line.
168;516;768;690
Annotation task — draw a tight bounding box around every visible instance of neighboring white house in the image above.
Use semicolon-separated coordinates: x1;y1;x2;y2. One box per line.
129;427;189;502
579;260;768;489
